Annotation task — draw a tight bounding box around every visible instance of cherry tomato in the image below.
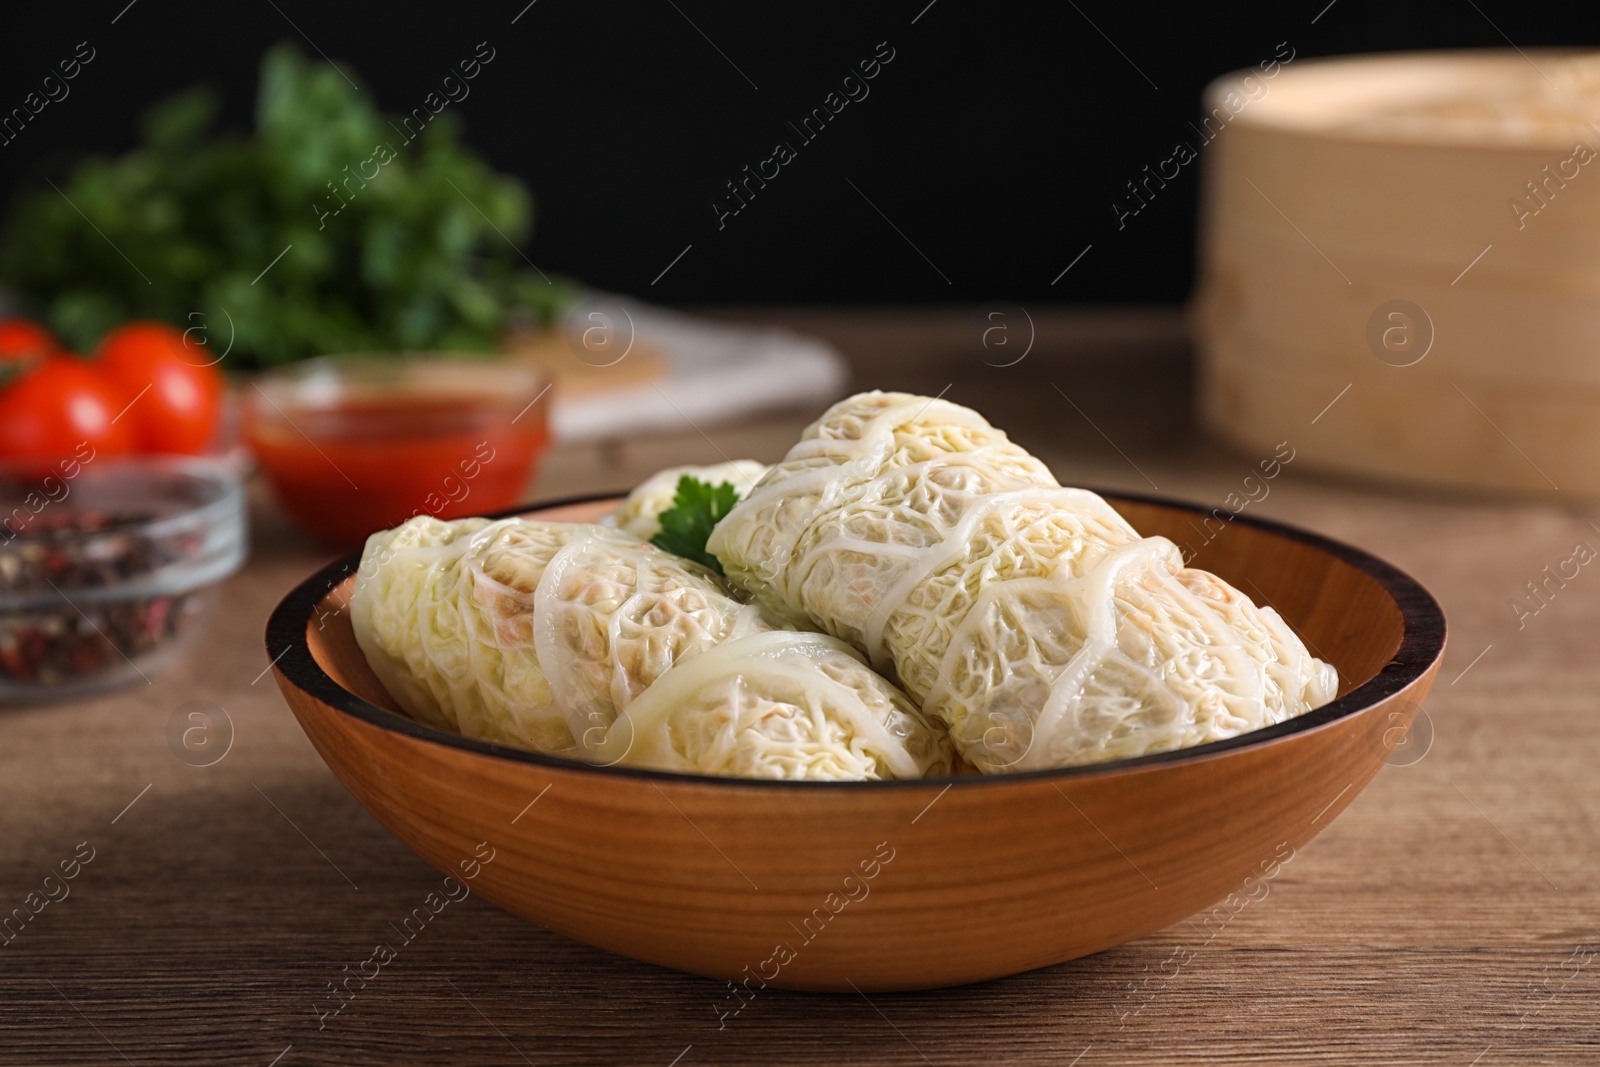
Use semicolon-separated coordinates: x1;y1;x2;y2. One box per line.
0;357;135;460
96;321;224;454
0;318;56;362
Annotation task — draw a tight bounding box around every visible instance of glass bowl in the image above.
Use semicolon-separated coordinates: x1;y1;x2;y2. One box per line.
0;456;246;702
242;354;552;547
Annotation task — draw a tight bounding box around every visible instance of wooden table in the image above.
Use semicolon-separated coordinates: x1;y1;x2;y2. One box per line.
5;309;1596;1066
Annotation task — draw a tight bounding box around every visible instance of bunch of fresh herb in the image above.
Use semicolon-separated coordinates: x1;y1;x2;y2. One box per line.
0;44;571;369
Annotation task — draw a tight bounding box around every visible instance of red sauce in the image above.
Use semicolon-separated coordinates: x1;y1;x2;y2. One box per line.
247;395;549;546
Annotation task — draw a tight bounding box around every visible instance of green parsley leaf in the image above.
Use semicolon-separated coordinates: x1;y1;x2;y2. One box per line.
650;476;740;575
0;45;573;367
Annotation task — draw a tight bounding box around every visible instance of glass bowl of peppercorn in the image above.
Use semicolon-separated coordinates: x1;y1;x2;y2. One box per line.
0;455;245;702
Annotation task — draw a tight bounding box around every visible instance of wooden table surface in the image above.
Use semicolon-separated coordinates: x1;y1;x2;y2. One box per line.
5;308;1597;1066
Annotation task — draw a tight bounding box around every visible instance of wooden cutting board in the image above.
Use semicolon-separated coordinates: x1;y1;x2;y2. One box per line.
502;327;670;399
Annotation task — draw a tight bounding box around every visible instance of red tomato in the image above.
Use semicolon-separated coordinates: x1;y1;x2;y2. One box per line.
0;357;135;460
0;318;56;362
96;322;224;454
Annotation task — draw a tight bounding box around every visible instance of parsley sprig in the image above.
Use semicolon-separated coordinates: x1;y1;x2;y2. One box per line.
650;476;740;575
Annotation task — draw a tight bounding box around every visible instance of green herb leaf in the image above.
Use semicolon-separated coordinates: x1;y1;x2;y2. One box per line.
0;44;573;367
651;476;740;575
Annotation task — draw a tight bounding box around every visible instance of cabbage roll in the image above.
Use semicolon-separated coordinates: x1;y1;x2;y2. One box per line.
350;515;952;780
605;460;770;541
707;391;1338;772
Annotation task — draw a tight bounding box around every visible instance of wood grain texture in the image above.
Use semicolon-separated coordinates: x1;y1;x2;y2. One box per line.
0;309;1594;1065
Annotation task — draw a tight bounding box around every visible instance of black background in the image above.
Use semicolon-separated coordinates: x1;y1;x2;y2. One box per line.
0;1;1594;305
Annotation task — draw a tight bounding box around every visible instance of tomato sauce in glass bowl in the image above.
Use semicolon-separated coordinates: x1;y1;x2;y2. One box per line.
243;355;551;546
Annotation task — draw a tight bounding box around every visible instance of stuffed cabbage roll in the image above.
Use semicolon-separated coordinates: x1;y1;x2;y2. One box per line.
605;460;770;541
350;514;952;780
707;391;1338;772
613;630;949;779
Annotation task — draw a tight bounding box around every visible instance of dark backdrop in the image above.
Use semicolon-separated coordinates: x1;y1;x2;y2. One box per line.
1;1;1595;305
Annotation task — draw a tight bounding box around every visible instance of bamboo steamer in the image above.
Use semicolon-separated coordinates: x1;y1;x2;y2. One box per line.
1194;49;1600;495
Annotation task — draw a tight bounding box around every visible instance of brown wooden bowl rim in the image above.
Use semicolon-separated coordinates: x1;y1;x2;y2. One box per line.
265;489;1447;790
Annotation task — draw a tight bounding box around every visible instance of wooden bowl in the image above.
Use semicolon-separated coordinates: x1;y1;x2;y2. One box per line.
266;492;1445;991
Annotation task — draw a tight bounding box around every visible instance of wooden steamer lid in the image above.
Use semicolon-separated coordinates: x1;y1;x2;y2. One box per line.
1193;49;1600;495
